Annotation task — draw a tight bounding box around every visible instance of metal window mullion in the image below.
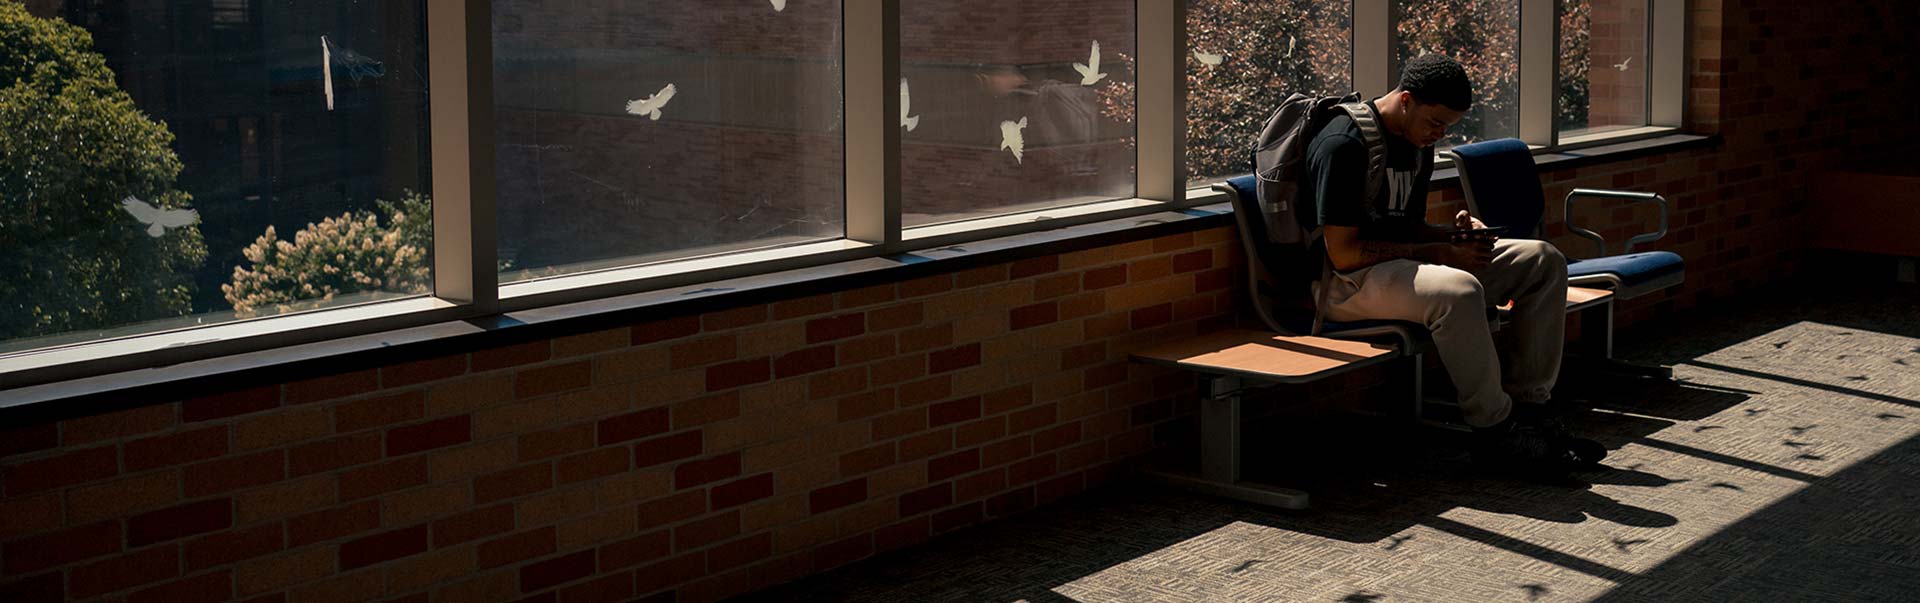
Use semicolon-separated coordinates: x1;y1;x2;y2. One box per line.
1519;0;1556;146
1354;0;1390;97
427;0;499;312
845;0;901;248
1649;0;1684;127
1136;0;1184;202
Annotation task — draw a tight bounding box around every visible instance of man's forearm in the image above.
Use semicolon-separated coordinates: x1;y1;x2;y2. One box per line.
1350;239;1444;269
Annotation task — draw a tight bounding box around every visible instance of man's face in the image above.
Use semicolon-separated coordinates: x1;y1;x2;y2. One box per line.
1405;98;1468;148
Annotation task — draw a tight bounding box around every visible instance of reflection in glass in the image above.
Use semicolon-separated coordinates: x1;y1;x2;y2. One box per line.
1393;0;1520;148
1186;0;1353;183
1558;0;1649;137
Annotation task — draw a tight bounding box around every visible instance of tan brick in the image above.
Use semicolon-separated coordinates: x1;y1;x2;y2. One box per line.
835;499;896;538
236;546;334;596
517;485;596;527
554;328;632;359
234;405;331;451
0;493;61;539
551;386;633;423
738;379;808;416
62;405;176;445
65;469;179;524
950;365;1004;398
952;313;1007;343
595;468;673;507
706;416;776;454
1033;372;1082;403
593;345;671;386
471;397;556;439
557;508;636;551
383;483;470;525
741;494;809;532
428;438;518;483
869;463;927;499
805;422;870;459
235;476;335;524
741;436;811;474
632;371;708;409
428;374;514;417
774;516;837;554
774;457;838;495
1105;277;1195;311
288;569;385;603
433;569;518;602
383;544;475;594
737;321;808;358
673;392;742;429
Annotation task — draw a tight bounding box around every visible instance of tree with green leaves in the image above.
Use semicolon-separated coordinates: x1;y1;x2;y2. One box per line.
0;2;207;340
223;192;433;318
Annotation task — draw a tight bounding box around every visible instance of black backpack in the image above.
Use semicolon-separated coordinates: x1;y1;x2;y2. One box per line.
1249;92;1387;334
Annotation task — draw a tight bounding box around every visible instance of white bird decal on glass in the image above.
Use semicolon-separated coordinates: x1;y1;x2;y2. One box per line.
900;78;919;132
1193;49;1223;66
1612;56;1633;71
999;117;1027;163
322;35;334;111
625;84;678;121
120;196;199;238
771;0;787;12
1073;41;1107;86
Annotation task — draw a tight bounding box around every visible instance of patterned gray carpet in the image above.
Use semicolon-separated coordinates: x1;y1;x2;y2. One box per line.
739;281;1920;602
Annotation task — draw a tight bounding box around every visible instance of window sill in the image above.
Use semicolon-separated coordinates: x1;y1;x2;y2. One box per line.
0;133;1717;419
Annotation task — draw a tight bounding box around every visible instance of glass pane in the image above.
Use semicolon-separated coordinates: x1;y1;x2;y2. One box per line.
1187;0;1353;184
1;2;431;355
1393;0;1520;148
1558;0;1649;137
900;0;1136;228
492;1;845;283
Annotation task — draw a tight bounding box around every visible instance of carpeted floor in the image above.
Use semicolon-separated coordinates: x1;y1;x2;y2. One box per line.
737;280;1920;602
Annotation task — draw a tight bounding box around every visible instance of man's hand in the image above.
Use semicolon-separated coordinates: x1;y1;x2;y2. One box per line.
1437;239;1496;273
1453;210;1488;232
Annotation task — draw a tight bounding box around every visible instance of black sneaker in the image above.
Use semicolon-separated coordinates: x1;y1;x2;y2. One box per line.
1518;406;1609;468
1472;423;1583;478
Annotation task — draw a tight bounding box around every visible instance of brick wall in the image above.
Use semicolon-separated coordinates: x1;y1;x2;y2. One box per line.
1583;0;1648;128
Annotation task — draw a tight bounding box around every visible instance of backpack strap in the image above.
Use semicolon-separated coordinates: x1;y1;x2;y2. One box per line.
1304;102;1391;336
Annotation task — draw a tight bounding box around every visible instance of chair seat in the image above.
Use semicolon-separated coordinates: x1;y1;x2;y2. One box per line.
1272;308;1425;340
1568;251;1684;287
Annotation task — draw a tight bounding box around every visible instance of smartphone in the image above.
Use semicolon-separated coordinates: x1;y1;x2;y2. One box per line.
1448;225;1510;242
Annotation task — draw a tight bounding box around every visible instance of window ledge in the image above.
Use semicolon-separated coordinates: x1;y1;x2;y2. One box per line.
0;132;1717;420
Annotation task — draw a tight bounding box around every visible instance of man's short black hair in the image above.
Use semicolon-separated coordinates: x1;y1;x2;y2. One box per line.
1398;54;1473;112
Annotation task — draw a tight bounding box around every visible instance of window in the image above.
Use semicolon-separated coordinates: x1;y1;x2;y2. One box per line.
1558;0;1649;138
491;0;845;282
1393;0;1521;148
1;1;431;355
899;0;1136;227
1186;0;1353;184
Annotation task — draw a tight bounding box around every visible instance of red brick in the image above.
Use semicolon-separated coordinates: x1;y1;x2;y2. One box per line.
335;391;427;432
68;546;180;599
122;426;229;472
475;463;554;503
839;284;897;309
809;478;867;514
897;375;953;407
128;498;232;546
382;355;468;388
1130;303;1173;329
927;449;981;482
636;490;708;531
983;437;1033;468
387;415;472;456
472;341;552;372
1082;265;1127;290
670;335;738;370
519;423;596;461
520;549;595;593
955;417;1007;448
809;367;869;400
1008;454;1059;486
559;571;634;603
2;520;120;574
1171;249;1213;273
813;534;872;572
1009;302;1059;330
0;570;62;602
186;522;284;571
1034;422;1084;453
516;362;593;399
898;274;954;298
286;369;381;405
129;569;232;603
867;302;925;332
1195;267;1231;292
289;500;381;546
0;423;58;458
1009;256;1059;279
929;396;982;428
674;452;741;490
479;527;556;569
183;386;280;422
838;334;897;366
1009;403;1058;434
557;447;630;485
672;392;741;429
771;295;834;320
289;433;382;477
1152;232;1195;252
702;306;768;331
955;264;1009;288
62;405;175;445
805;314;866;344
870;407;927;441
707;532;773;572
184;450;284;497
3;445;117;495
598;408;669;445
773;346;837;379
598;530;670;571
711;473;776;510
632;552;705;596
839;443;895;477
898;323;953;354
1084;362;1130;389
433;504;516;548
673;510;739;550
748;552;813;592
931;501;985;534
340;524;429;570
985;487;1035;517
927;343;981;374
1034;273;1080;300
954;469;1007;503
875;517;931;553
632;315;701;345
705;358;772;392
836;389;895;421
633;431;705;469
898;483;953;517
339;456;427;501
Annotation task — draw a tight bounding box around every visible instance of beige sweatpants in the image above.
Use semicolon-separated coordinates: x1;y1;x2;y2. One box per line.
1316;239;1569;427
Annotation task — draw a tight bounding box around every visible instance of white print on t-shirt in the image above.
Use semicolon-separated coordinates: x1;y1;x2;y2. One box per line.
1386;168;1416;216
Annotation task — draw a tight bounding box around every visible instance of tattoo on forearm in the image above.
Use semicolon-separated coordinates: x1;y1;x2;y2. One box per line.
1356;240;1425;267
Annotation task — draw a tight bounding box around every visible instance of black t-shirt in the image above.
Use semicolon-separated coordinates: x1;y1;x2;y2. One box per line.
1300;101;1435;244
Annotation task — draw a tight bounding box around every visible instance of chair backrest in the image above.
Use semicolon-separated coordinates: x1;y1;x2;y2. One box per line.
1448;138;1547;239
1220;175;1311;335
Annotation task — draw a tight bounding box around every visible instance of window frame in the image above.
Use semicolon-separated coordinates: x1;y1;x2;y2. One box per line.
0;0;1688;394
